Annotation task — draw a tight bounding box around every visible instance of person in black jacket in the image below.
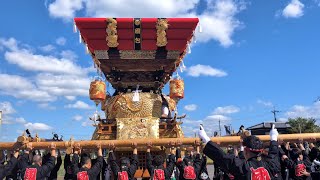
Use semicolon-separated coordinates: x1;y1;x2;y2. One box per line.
22;142;57;180
0;148;19;179
199;124;280;180
282;143;312;180
109;142;139;180
146;141;176;180
176;141;202;180
48;149;62;180
64;147;74;180
72;143;103;180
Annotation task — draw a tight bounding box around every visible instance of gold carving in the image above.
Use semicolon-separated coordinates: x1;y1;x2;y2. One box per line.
106;92;162;119
117;117;159;139
167;51;181;60
106;18;119;47
119;50;156;59
94;50;109;59
156;19;168;47
135;37;141;43
134;28;141;34
134;19;141;26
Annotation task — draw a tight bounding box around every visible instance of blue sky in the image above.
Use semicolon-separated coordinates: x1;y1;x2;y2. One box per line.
0;0;320;141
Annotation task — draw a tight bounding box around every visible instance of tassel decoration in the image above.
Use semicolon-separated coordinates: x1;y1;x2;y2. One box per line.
73;22;77;33
199;22;202;33
188;43;191;54
85;44;89;54
79;32;82;43
132;85;140;102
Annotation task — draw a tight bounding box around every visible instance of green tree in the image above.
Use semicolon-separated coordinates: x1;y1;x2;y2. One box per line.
287;117;320;133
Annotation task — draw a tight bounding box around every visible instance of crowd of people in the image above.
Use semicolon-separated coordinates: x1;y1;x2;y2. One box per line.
1;125;320;180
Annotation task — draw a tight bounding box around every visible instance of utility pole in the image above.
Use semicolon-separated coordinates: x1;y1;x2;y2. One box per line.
219;119;221;136
271;106;280;122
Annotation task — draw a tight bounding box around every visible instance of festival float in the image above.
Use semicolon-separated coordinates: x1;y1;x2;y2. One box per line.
1;17;320;178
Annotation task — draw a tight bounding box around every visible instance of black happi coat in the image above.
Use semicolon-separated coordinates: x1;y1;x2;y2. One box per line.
176;149;202;180
72;154;103;180
203;141;280;180
0;156;18;179
21;154;56;180
109;151;139;180
146;152;176;180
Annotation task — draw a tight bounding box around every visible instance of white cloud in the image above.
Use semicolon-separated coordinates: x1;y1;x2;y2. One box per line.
48;0;83;21
0;37;19;51
56;37;66;46
36;73;90;97
60;50;77;60
282;0;304;18
213;105;240;114
5;51;85;75
24;122;53;131
285;101;320;119
39;44;55;52
47;0;246;47
65;100;93;109
0;101;16;114
184;104;198;111
65;96;76;101
196;0;246;46
187;64;227;77
257;99;273;108
73;115;83;121
0;74;56;102
0;37;92;101
16;117;27;124
38;103;56;110
206;114;231;121
0;37;87;75
81;119;93;127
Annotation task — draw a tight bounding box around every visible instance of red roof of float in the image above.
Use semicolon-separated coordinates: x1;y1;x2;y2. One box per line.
74;18;199;53
74;18;199;90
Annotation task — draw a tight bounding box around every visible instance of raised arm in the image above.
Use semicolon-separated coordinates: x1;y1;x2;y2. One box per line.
199;125;246;176
108;143;120;177
128;142;139;177
88;144;103;177
164;142;176;178
72;143;81;175
0;148;19;179
40;143;57;176
146;142;155;177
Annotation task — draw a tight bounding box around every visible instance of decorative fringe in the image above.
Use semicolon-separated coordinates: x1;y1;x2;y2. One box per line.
193;31;197;43
199;22;202;33
73;22;77;33
79;32;82;43
85;44;89;54
132;85;140;102
188;43;191;54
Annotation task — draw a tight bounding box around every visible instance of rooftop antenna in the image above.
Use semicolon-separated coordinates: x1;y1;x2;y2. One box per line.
271;106;280;122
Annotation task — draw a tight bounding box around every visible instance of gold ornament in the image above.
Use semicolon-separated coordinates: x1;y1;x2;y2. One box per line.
156;19;169;47
106;18;119;47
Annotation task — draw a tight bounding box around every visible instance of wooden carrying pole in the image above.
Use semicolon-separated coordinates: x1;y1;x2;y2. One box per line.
0;133;319;150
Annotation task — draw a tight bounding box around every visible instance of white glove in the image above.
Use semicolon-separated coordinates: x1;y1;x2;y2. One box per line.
269;124;279;141
240;146;244;151
198;125;210;144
